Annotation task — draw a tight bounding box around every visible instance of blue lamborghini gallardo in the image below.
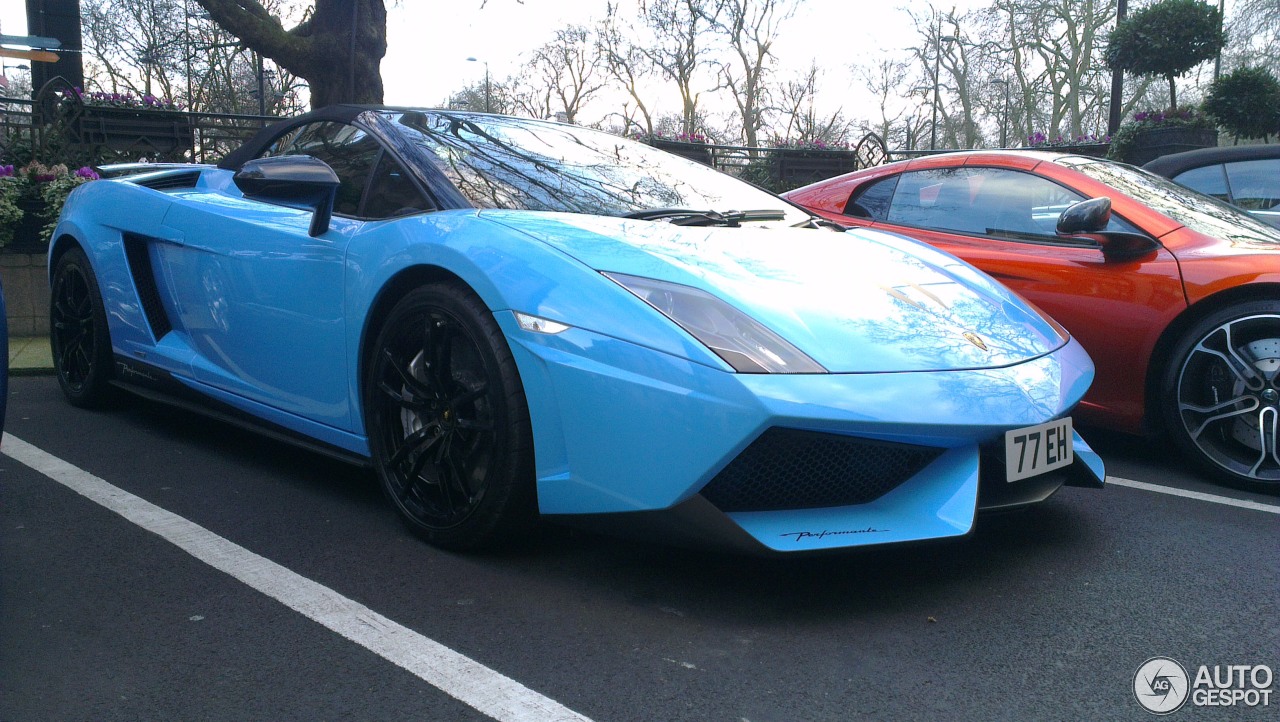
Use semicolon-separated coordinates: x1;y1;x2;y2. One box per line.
49;106;1104;552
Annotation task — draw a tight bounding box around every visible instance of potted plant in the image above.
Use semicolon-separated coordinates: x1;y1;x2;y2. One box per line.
0;166;24;248
1104;0;1225;163
1104;0;1226;112
0;162;99;250
1202;66;1280;142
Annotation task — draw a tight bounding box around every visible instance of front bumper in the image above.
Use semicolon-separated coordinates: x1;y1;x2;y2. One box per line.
503;315;1103;553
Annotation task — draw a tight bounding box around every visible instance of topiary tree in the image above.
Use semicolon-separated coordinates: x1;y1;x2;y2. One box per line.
1203;66;1280;141
1105;0;1226;112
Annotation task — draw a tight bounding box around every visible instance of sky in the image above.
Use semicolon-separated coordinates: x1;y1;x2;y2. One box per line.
380;0;985;120
1;0;981;115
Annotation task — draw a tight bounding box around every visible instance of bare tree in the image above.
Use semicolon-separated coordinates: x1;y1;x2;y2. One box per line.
1000;0;1118;138
706;0;797;147
80;0;305;114
193;0;387;107
597;2;657;135
905;6;984;149
639;0;719;135
524;25;607;124
446;78;514;115
856;58;913;151
772;62;853;146
82;0;186;100
1225;0;1280;76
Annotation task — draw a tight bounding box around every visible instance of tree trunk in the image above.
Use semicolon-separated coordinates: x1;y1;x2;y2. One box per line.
1168;73;1177;111
195;0;388;108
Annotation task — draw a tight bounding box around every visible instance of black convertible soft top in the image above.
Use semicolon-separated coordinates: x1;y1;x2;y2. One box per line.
1143;144;1280;177
218;104;447;171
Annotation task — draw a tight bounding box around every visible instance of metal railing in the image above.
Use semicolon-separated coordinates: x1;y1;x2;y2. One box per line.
1;93;280;166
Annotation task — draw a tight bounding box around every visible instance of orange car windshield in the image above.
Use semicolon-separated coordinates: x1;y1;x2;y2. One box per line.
1060;156;1280;248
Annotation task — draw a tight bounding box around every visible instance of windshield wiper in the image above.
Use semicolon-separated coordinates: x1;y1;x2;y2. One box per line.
622;208;787;226
796;215;848;231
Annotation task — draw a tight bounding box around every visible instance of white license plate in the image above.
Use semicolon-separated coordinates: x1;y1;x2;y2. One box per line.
1004;418;1073;482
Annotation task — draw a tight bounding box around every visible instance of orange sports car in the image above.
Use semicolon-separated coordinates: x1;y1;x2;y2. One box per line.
785;151;1280;492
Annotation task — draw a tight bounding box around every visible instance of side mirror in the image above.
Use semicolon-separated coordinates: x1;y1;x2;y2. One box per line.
1054;196;1159;262
234;155;340;237
1056;196;1111;234
1094;232;1161;262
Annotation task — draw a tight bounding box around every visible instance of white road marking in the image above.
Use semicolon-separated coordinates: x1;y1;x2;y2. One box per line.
2;434;593;722
1107;475;1280;515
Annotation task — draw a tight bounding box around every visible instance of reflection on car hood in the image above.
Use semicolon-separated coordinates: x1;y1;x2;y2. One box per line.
483;211;1069;373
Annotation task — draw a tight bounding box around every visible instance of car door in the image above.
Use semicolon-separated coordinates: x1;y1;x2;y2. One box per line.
852;165;1187;428
159;121;382;432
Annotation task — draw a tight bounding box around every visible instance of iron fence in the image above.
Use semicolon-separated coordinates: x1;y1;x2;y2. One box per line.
0;93;279;167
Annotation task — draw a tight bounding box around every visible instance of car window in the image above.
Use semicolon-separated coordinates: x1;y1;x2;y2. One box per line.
363;152;432;218
1172;164;1230;202
846;175;897;219
269;121;381;217
886;166;1138;240
1223;159;1280;211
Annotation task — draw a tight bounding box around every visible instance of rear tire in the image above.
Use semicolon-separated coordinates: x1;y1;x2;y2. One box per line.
364;281;536;550
50;247;114;408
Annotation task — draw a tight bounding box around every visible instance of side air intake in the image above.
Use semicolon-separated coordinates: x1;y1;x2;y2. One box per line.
122;233;173;340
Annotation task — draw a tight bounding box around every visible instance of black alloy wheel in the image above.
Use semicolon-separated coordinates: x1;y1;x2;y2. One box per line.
1164;301;1280;492
50;247;114;407
365;282;535;549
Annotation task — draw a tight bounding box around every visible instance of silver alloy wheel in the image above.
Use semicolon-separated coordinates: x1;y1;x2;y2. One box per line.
1175;313;1280;482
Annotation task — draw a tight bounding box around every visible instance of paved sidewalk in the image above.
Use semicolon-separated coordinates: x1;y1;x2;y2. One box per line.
8;336;53;375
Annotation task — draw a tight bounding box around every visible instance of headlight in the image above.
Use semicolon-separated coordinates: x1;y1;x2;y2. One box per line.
604;272;826;374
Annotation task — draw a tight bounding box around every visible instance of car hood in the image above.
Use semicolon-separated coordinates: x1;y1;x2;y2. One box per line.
482;211;1068;373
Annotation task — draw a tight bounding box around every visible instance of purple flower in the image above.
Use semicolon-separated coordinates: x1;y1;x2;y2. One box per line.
74;167;99;180
0;165;14;177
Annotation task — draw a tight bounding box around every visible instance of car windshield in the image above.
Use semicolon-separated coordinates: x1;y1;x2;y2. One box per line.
1057;156;1280;247
382;110;810;225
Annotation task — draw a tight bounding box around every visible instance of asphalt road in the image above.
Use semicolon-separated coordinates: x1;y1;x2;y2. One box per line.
2;375;1276;721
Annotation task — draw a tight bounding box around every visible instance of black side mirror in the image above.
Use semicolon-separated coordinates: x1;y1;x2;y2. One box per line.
1093;232;1161;262
1056;196;1111;234
1055;196;1159;262
234;156;340;237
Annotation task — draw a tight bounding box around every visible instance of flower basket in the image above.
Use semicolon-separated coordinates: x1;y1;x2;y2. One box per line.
1126;127;1219;165
9;195;50;253
648;137;713;165
770;149;859;189
1107;108;1218;165
69;105;195;160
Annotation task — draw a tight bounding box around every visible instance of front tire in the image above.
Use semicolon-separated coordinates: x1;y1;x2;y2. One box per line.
364;282;535;550
1161;301;1280;493
50;246;114;407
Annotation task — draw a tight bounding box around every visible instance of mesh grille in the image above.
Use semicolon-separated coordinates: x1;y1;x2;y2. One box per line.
123;233;173;340
701;428;944;512
134;171;200;191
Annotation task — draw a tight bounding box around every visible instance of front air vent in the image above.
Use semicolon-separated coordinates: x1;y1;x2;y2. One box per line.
133;171;200;191
122;233;173;340
701;428;944;512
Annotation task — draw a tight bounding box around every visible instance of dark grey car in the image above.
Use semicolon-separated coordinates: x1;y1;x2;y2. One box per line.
1144;144;1280;229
